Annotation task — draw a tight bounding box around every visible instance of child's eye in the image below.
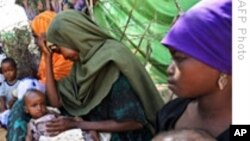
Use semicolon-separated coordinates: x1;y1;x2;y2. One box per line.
31;104;37;107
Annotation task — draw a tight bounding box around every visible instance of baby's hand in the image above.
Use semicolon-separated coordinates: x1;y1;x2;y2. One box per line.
25;121;34;141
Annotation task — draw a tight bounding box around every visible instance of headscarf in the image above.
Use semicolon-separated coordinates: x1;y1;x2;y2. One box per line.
161;0;232;74
31;11;73;84
31;11;57;36
47;10;164;127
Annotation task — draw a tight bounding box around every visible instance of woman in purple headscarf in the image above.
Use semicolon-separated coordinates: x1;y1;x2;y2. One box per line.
156;0;231;141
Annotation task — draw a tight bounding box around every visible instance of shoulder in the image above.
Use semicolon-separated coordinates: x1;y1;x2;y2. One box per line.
156;98;191;132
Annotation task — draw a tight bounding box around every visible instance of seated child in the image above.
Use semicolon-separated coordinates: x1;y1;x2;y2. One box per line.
0;57;20;127
24;89;110;141
24;89;84;141
152;128;217;141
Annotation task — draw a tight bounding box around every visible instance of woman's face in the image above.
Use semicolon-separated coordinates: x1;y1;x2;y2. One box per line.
55;45;80;61
166;49;220;98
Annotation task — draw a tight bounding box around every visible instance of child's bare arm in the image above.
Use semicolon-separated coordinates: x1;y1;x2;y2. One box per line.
25;122;33;141
7;97;17;109
0;96;6;112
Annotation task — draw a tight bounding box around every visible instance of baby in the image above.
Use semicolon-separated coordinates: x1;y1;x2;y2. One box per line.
24;89;85;141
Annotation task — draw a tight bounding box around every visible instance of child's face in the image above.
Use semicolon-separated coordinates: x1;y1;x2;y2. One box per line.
166;49;219;98
24;92;47;119
1;62;17;82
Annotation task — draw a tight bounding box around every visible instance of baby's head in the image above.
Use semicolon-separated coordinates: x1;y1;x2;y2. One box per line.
24;89;47;119
152;129;217;141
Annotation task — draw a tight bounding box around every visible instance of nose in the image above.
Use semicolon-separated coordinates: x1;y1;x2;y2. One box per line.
166;61;175;77
36;105;42;111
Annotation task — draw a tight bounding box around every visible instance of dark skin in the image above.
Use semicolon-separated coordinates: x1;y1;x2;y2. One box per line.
1;62;18;109
37;35;143;139
0;97;6;112
167;49;232;137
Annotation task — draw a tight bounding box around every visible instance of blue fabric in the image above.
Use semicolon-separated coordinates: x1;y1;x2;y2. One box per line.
7;100;31;141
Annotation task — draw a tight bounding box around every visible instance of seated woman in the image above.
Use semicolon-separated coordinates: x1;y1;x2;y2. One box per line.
8;10;164;141
156;0;231;141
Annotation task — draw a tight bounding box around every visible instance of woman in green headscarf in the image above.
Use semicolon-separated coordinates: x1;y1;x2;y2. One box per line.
39;10;164;140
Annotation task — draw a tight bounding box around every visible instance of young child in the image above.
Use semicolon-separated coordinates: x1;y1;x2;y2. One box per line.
152;129;217;141
24;89;90;141
0;57;20;127
24;89;111;141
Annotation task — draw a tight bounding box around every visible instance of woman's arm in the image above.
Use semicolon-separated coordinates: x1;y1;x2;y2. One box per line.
46;116;143;133
77;120;143;132
37;35;61;107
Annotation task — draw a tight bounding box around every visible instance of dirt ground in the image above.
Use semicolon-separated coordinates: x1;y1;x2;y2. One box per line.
0;128;6;141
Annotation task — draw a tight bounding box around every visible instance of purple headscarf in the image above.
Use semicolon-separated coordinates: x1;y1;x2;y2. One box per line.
161;0;232;74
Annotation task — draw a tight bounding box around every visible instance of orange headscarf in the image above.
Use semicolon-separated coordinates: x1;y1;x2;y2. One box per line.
31;10;73;84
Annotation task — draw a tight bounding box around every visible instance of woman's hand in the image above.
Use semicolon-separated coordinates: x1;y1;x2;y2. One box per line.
46;116;77;134
37;33;52;57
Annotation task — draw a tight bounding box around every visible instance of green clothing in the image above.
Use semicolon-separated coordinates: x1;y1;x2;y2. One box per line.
47;10;164;129
86;74;153;141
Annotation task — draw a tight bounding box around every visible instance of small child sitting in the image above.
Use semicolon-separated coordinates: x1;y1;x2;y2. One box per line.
24;89;85;141
0;57;20;127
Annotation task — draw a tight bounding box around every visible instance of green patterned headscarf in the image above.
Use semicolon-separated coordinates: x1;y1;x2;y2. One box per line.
47;10;164;126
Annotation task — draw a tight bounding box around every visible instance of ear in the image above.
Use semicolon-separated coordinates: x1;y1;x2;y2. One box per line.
217;73;229;90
